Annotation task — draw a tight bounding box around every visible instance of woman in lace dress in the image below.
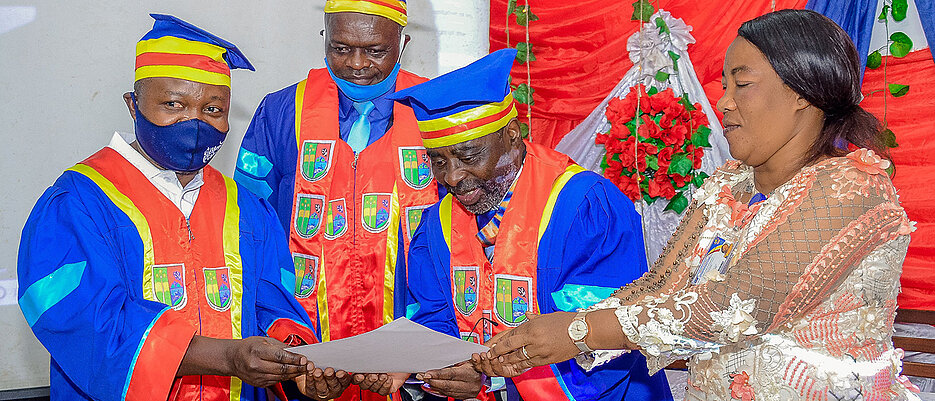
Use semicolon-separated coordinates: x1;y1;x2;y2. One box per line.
473;9;919;401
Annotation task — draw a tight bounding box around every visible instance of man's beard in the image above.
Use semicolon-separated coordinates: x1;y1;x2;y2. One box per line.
450;165;519;215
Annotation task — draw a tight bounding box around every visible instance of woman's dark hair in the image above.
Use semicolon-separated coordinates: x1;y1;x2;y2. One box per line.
738;9;888;164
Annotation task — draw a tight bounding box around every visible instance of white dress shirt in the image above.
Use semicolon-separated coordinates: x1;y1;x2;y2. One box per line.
107;131;204;219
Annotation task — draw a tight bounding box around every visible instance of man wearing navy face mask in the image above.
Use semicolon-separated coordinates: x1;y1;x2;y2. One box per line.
234;2;438;400
17;14;354;401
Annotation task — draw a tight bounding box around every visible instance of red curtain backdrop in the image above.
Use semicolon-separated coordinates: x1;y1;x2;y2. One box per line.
861;49;935;310
490;1;935;310
489;0;808;148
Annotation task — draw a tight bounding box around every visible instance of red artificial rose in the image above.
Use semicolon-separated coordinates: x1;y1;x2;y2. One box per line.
604;158;624;182
616;172;641;201
608;122;631;140
606;96;637;126
671;172;692;188
616;136;636;167
647;173;676;199
660;124;689;146
657;146;676;171
637;115;662;139
687;144;704;169
687;108;707;125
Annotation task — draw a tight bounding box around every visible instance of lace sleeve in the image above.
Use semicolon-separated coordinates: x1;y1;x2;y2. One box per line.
581;158;913;373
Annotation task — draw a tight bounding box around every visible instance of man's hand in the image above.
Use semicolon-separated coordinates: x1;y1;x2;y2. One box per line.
225;336;310;388
295;366;352;400
352;372;408;396
416;362;482;399
179;336;309;388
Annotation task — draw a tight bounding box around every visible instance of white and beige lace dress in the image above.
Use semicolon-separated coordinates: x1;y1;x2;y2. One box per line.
579;149;920;400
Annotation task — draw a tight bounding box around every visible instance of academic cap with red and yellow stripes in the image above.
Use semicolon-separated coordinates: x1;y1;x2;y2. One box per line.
388;49;519;149
135;14;254;88
325;0;408;27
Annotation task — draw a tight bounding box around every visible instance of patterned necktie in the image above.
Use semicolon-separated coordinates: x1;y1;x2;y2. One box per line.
346;101;375;153
476;169;522;249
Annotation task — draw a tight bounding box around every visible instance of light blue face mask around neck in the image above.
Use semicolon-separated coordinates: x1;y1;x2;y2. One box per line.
325;60;401;102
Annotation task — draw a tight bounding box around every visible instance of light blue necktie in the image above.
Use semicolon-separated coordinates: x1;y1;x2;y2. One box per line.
347;101;375;153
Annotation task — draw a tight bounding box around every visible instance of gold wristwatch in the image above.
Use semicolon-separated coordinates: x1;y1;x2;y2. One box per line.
567;311;593;353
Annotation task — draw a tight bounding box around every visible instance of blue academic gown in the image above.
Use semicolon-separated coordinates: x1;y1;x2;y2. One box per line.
234;82;396;231
18;165;314;401
407;170;673;401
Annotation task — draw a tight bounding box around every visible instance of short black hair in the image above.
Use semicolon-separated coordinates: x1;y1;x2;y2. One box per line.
738;9;887;164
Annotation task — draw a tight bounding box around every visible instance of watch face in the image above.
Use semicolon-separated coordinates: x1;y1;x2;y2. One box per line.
568;320;588;340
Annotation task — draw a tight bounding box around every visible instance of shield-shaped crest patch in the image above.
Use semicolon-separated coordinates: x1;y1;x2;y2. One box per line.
293;253;319;299
324;198;348;239
153;264;187;310
362;193;392;233
203;267;232;312
294;194;325;239
494;274;532;326
460;332;480;344
398;147;433;190
301;140;335;182
404;204;432;240
452;266;479;316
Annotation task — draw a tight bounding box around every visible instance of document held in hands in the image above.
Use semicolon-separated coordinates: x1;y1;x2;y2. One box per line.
286;318;490;373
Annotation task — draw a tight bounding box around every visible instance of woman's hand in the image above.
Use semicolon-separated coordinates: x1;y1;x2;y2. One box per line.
471;312;580;377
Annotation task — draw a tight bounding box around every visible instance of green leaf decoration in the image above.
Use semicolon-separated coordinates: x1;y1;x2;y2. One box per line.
889;83;910;97
892;0;908;21
514;83;535;105
691;125;712;147
678;94;696;111
600;155;609;171
692;171;709;187
664;192;689;213
647;86;659;95
508;0;517;14
866;50;882;69
646;155;659;170
643;192;657;205
666;153;693;176
515;5;539;27
654;70;670;82
655;17;670;35
879;5;890;21
882;128;899;148
668;50;681;71
519;121;530;138
515;42;536;64
631;0;655;22
889;32;913;58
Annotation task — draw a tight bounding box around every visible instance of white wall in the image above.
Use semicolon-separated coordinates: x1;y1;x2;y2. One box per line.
0;0;487;391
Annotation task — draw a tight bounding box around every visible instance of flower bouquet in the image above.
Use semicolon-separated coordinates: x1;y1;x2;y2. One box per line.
596;84;712;214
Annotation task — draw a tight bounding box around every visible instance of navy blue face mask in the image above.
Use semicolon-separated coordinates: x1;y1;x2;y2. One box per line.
131;93;227;173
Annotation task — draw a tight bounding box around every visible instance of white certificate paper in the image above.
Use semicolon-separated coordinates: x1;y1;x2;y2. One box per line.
286;318;489;373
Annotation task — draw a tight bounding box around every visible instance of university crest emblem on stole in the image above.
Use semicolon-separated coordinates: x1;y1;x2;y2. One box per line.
362;193;392;233
300;140;335;182
398;147;433;190
460;332;480;344
153;264;187;310
294;194;325;238
404;204;432;240
494;274;532;326
324;198;348;239
293;253;319;299
453;266;479;316
203;267;232;312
